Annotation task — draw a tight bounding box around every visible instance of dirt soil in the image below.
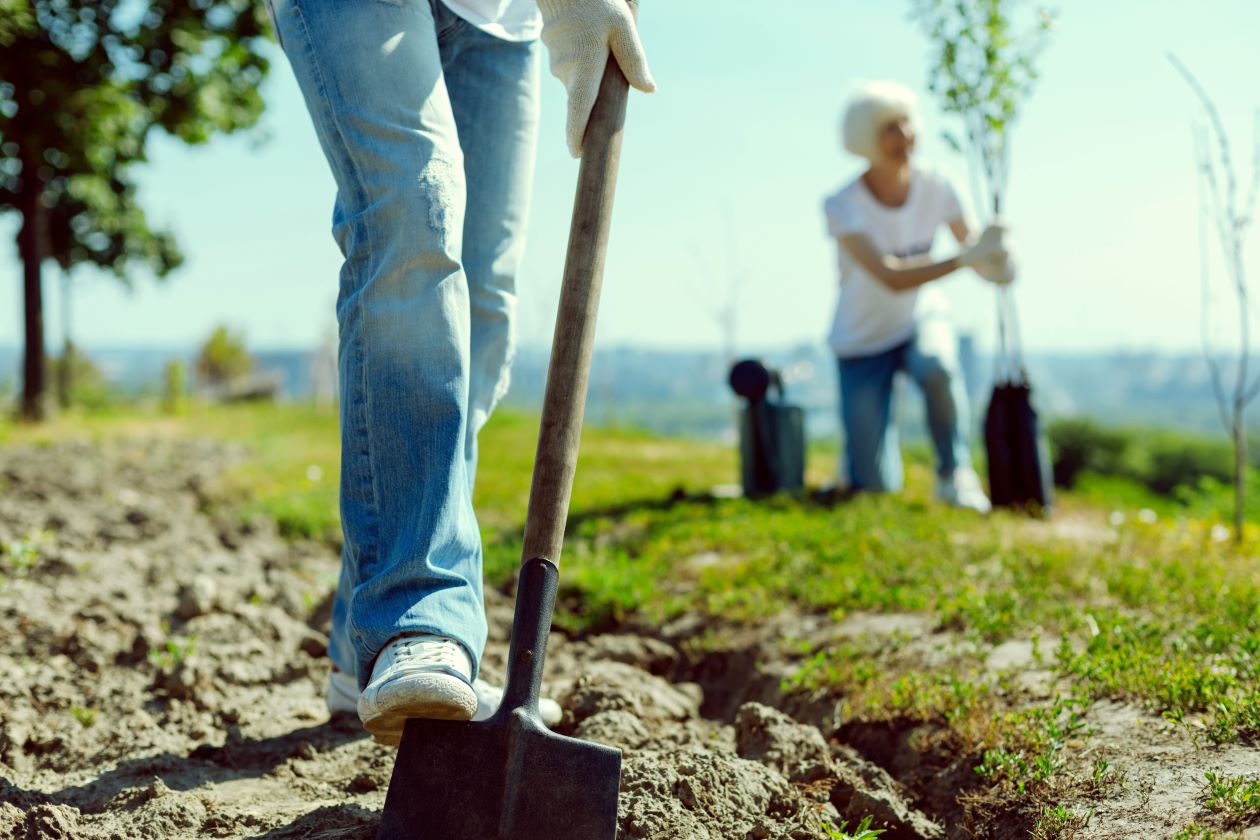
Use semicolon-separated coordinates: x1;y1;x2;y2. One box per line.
0;438;1255;839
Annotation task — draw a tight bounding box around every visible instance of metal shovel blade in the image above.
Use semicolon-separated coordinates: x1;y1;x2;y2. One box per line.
376;559;622;840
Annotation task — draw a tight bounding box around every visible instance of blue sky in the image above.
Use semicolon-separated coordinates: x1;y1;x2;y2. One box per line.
3;0;1260;354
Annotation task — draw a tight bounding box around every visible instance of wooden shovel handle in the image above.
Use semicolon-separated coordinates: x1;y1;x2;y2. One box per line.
519;55;631;569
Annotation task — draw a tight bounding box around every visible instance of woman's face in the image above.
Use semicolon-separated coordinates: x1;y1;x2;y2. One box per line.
877;117;916;165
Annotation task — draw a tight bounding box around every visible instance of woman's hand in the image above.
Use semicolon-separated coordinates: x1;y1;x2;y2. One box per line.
975;254;1017;286
968;224;1017;286
958;223;1010;268
539;0;656;158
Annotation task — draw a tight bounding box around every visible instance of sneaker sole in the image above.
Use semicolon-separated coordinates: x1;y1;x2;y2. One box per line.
362;700;475;746
360;678;477;746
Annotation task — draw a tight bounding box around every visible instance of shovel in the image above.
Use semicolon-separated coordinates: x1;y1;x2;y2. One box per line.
375;35;635;840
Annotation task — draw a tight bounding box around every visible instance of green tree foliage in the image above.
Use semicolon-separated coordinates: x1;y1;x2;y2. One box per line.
196;325;251;389
912;0;1054;217
1;0;273;420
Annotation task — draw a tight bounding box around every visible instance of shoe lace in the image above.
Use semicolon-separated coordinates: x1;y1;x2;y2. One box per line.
394;635;464;672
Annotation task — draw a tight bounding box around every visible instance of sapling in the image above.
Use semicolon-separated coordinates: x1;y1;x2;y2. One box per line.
912;0;1055;219
1170;54;1260;545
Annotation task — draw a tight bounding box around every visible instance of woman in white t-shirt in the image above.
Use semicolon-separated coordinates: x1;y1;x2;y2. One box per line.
823;81;1011;511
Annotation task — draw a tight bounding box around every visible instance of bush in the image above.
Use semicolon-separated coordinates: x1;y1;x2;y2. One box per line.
1140;434;1234;495
1047;418;1131;488
1048;419;1236;497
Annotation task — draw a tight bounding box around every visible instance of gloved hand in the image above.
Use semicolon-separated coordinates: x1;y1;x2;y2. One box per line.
973;228;1018;285
958;223;1009;268
539;0;656;157
975;253;1017;286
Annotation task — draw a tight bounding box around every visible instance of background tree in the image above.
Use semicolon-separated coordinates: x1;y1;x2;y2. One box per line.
1171;55;1260;545
1;0;272;421
51;342;110;410
195;324;251;391
911;0;1054;219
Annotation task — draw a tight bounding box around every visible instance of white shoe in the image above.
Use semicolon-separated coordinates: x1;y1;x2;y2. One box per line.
358;634;478;744
328;662;565;738
326;668;358;715
472;680;564;727
936;468;992;514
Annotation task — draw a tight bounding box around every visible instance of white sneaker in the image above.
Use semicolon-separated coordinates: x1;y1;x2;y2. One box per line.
472;680;564;727
936;468;992;514
326;668;358;715
328;662;566;739
358;634;478;744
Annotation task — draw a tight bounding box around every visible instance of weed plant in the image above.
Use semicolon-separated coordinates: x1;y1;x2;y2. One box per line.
1203;771;1260;826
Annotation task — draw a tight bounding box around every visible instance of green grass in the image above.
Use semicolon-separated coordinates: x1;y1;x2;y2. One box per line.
1203;771;1260;826
1174;825;1239;840
7;403;1260;788
1031;803;1092;838
1068;472;1181;517
825;816;884;839
4;402;345;542
70;705;97;728
3;530;48;576
147;636;198;670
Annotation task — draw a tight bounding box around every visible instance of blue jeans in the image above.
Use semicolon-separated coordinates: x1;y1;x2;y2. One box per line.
837;318;973;492
266;0;540;686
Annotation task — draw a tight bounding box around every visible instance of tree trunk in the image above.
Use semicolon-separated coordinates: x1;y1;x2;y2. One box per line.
18;188;47;422
58;272;72;409
57;345;71;409
1236;409;1246;545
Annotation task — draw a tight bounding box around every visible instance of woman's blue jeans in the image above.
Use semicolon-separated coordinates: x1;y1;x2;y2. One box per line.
837;318;974;492
266;0;540;686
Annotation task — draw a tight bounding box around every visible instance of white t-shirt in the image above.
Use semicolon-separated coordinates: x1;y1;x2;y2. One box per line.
823;168;964;358
441;0;541;42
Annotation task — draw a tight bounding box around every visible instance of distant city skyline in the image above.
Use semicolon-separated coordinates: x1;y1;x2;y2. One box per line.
0;343;1239;442
4;0;1260;355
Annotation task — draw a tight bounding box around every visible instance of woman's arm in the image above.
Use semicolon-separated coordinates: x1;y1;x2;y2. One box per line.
948;217;970;245
839;233;963;292
840;220;1005;293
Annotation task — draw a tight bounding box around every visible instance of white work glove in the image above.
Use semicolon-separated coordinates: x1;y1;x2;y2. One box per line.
975;253;1018;286
539;0;656;158
958;223;1010;268
973;226;1018;286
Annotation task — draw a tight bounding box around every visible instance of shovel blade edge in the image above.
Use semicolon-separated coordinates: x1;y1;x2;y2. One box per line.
377;713;621;840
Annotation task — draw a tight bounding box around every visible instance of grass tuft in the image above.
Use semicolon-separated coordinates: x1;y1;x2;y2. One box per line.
1203;770;1260;826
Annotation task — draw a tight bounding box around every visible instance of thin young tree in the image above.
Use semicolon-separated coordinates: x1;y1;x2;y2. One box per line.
1;0;272;421
1170;55;1260;544
911;0;1054;220
686;207;744;367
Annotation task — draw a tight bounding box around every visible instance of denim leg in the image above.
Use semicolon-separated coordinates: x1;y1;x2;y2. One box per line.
838;347;904;492
268;0;489;687
441;28;541;494
328;552;355;678
904;317;974;478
